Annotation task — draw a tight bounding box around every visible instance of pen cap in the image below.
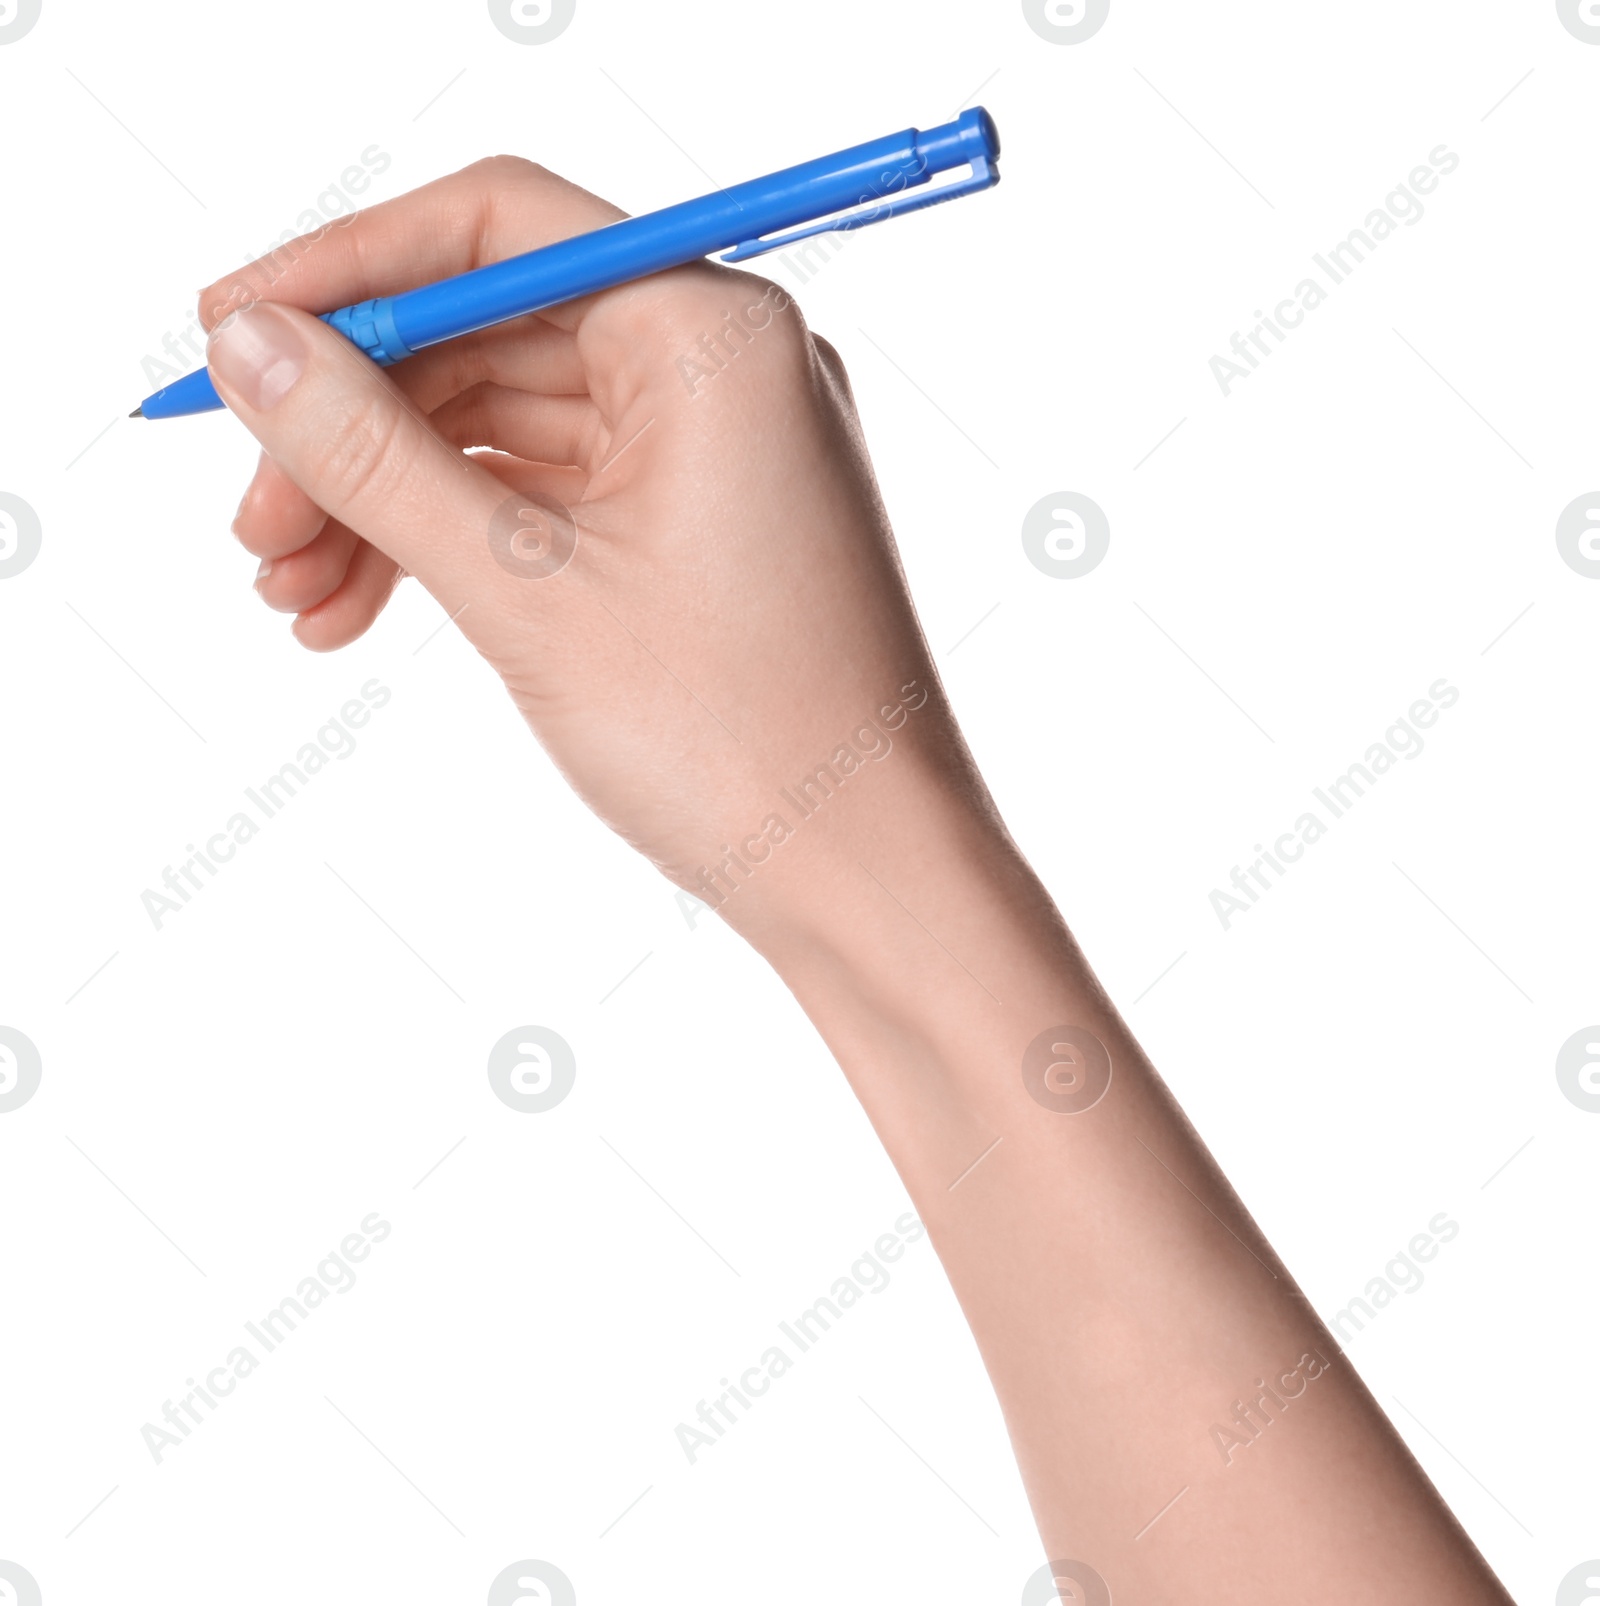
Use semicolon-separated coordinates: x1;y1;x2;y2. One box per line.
914;106;1001;174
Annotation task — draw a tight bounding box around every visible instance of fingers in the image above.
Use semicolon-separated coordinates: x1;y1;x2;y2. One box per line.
254;519;361;614
290;538;405;653
393;316;589;412
240;506;405;648
233;450;328;558
430;384;600;466
197;156;628;336
206;299;546;610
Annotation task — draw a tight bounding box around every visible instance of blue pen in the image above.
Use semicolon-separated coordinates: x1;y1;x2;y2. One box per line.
132;108;1000;421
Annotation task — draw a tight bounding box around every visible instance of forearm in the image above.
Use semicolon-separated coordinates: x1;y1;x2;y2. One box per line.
726;768;1512;1603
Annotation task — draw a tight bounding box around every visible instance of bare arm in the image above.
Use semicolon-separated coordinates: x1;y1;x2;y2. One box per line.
731;783;1513;1600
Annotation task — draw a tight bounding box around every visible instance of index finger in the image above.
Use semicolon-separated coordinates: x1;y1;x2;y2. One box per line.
198;155;629;336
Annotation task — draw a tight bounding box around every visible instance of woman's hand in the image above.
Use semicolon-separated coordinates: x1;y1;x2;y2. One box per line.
201;156;984;946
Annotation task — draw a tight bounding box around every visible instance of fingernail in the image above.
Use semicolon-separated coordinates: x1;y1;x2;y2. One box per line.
255;558;273;586
209;302;306;412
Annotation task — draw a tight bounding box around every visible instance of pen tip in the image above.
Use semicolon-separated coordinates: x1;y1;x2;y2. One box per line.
128;406;145;418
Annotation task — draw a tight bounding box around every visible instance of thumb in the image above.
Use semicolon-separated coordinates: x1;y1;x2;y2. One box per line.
205;301;553;612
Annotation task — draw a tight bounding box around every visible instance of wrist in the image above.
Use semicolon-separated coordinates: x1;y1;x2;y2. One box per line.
714;759;1023;999
713;771;1121;1200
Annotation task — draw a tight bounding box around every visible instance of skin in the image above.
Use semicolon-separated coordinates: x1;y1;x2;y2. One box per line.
196;157;1515;1603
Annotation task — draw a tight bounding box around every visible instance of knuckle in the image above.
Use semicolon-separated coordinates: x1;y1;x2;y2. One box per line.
464;153;548;183
810;332;847;381
630;270;811;366
311;393;414;514
199;273;266;330
444;386;495;450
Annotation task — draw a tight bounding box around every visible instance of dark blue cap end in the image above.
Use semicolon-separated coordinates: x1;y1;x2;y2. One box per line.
958;105;1001;164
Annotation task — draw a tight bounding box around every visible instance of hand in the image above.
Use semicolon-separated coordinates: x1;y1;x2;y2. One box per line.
201;157;985;941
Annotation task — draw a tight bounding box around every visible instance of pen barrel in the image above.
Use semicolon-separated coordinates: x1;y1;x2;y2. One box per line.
385;112;995;354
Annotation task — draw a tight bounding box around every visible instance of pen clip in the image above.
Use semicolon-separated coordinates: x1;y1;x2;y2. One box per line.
719;156;997;263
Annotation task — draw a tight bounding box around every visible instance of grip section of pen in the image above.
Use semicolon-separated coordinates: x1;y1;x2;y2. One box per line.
322;298;413;366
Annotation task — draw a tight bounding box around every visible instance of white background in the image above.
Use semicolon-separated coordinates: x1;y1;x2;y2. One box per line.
1;1;1595;1601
